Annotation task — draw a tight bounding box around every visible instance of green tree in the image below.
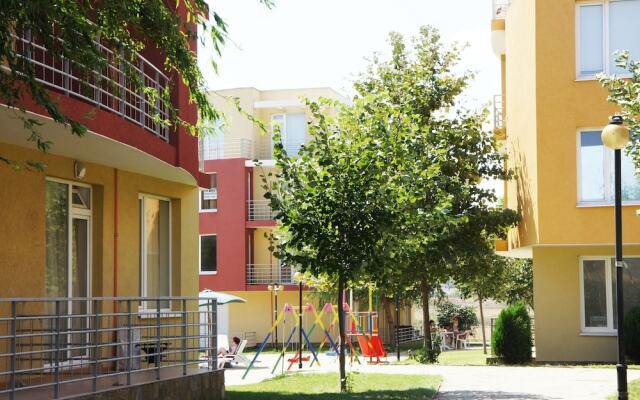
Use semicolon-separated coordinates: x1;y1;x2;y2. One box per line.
0;0;272;169
265;99;404;392
352;26;519;352
502;258;533;308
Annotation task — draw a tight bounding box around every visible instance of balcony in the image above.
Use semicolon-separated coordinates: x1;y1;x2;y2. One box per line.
11;30;170;141
255;140;308;160
246;264;295;285
492;0;509;19
493;94;504;132
0;297;217;399
199;138;253;161
247;200;276;221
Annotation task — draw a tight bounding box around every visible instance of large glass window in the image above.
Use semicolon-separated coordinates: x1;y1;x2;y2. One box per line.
200;235;217;274
578;130;640;203
577;0;640;77
271;113;308;157
581;257;640;332
140;195;171;309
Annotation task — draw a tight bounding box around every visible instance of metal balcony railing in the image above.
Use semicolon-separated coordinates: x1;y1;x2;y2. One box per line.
0;297;217;399
199;138;253;161
246;264;295;285
247;200;276;221
10;30;170;140
492;0;510;19
493;94;504;130
256;140;308;160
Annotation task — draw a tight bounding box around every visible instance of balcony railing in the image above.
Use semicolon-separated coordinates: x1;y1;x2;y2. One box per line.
493;94;504;130
0;297;217;399
247;200;276;221
11;30;170;141
256;140;308;160
246;264;295;285
492;0;510;19
200;138;253;161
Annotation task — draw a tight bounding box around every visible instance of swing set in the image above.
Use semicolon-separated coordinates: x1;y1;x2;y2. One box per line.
242;287;387;379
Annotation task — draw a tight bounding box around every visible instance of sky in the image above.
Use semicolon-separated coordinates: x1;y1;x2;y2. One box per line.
198;0;503;195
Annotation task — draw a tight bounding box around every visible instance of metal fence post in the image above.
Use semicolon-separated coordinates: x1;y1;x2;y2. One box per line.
127;300;132;386
119;49;126;116
156;299;161;380
92;299;99;393
10;301;16;400
54;300;61;399
182;299;187;376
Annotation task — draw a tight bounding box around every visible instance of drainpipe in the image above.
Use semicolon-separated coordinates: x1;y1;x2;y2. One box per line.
113;169;119;307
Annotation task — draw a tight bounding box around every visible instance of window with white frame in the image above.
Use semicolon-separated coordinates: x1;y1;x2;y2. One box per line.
200;235;217;274
578;130;640;203
271;113;307;157
581;257;640;332
577;0;640;78
200;174;217;211
140;195;171;310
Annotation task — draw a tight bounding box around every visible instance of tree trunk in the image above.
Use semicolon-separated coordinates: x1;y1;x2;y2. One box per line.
478;293;487;355
384;299;395;344
420;278;432;350
337;275;347;392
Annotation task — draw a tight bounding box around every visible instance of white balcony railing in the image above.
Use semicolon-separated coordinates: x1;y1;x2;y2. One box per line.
493;94;504;130
492;0;510;19
247;200;276;221
11;30;171;140
246;264;295;285
200;138;253;161
256;140;308;160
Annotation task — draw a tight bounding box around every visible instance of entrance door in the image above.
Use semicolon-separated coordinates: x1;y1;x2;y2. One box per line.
45;180;92;361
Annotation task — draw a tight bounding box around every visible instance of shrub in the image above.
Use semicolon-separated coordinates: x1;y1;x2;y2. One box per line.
410;335;441;364
492;302;532;364
436;300;479;331
625;306;640;362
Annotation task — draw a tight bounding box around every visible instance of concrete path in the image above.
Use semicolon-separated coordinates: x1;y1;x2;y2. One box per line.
223;353;640;399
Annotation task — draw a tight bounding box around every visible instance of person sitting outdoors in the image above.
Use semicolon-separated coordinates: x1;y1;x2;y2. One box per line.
218;336;241;356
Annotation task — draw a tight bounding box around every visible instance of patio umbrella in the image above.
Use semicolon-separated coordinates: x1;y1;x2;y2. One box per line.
199;289;247;305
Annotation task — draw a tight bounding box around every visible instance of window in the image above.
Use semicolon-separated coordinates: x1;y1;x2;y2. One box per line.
271;113;308;157
200;174;218;212
577;0;640;78
578;130;640;203
581;257;640;333
140;195;171;310
200;235;217;274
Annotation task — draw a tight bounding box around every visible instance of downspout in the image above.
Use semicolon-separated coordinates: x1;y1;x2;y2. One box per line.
113;169;119;307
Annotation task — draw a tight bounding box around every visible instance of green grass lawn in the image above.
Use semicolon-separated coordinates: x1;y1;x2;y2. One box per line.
607;379;640;399
226;373;442;400
394;349;488;366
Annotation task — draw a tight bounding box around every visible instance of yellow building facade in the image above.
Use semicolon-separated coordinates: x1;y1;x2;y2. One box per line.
494;0;640;362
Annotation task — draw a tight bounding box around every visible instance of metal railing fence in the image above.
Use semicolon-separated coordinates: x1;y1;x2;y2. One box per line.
246;264;295;285
494;94;504;130
247;200;276;221
256;140;308;160
11;30;170;140
0;297;216;399
200;138;253;161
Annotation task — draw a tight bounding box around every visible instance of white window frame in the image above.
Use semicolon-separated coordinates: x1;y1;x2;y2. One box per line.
199;173;218;213
576;128;640;206
199;234;217;275
579;255;640;335
576;0;635;80
139;193;172;312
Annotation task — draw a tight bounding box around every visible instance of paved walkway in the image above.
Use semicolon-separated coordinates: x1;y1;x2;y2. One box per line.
223;353;640;399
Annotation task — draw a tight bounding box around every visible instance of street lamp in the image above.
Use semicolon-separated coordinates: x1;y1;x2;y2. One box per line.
602;115;630;400
294;271;304;369
267;283;282;349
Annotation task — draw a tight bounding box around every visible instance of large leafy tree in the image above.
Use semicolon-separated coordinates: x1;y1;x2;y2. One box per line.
0;0;272;169
266;98;408;391
353;26;519;351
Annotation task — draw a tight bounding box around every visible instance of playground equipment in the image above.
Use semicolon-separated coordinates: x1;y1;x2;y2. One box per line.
241;286;388;379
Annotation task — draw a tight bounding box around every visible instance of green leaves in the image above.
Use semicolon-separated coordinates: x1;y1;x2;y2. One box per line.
0;0;269;168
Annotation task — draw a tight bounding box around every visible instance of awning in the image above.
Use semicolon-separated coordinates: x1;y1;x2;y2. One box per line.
199;289;247;305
